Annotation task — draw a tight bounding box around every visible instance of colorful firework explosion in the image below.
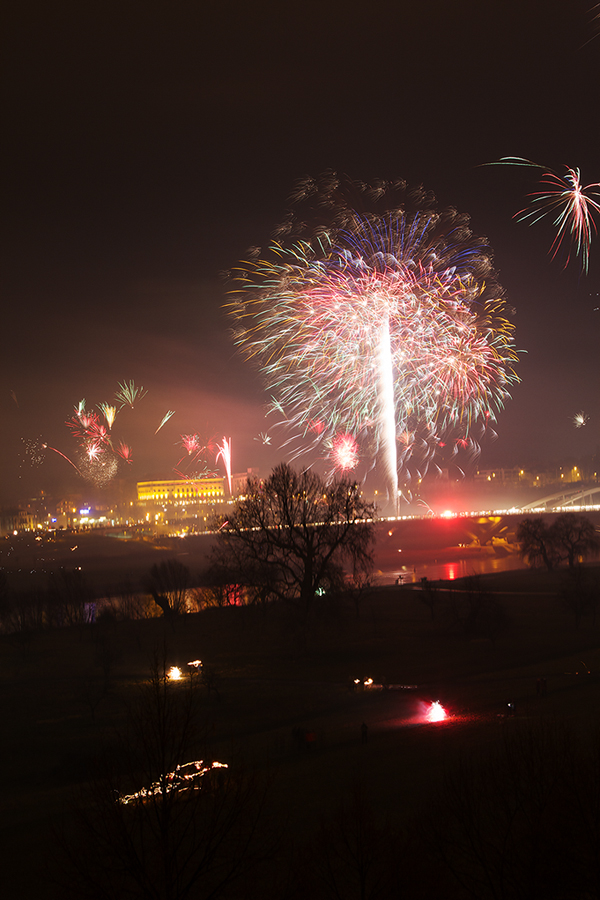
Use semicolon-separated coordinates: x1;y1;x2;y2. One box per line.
116;440;133;463
98;402;117;429
21;381;174;488
28;389;136;486
229;174;519;507
488;157;600;273
331;433;360;472
115;379;148;409
172;433;216;480
66;403;111;451
77;449;118;487
180;433;202;456
573;410;589;427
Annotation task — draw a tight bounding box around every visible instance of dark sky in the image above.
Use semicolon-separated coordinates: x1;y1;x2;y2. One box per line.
2;0;599;505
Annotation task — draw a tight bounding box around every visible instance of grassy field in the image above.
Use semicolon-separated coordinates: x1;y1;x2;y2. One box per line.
1;563;600;897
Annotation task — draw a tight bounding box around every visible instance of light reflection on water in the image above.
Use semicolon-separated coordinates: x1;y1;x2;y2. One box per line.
379;554;529;585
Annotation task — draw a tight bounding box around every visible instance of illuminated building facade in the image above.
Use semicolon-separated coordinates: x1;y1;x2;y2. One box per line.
137;478;225;506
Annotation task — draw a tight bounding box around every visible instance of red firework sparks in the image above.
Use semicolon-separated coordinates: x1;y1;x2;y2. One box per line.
332;433;359;471
181;433;202;455
426;701;447;723
116;441;133;463
42;443;81;475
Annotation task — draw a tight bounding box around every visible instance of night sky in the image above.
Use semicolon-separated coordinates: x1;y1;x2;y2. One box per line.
2;0;599;506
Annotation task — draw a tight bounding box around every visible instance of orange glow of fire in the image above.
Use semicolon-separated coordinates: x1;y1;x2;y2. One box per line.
167;666;183;681
118;760;228;805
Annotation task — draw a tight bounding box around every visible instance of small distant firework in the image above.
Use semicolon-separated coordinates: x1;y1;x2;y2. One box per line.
23;383;153;488
173;433;208;477
116;440;133;463
60;387;146;484
155;410;175;434
10;390;18;407
255;431;272;444
488;157;600;272
181;434;202;456
98;402;117;429
172;464;215;480
21;436;45;467
65;402;115;484
216;436;232;493
115;379;148;409
573;410;589;427
331;433;359;472
77;450;118;487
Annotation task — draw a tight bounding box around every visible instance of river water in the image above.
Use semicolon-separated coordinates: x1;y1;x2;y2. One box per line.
375;553;529;586
372;522;530;585
371;509;600;586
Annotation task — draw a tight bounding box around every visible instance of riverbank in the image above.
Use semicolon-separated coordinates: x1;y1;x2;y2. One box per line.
2;510;598;595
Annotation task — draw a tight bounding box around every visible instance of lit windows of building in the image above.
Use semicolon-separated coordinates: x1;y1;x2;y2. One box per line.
137;478;226;506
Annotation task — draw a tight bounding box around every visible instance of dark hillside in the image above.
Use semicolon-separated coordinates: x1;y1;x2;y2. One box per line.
1;564;600;897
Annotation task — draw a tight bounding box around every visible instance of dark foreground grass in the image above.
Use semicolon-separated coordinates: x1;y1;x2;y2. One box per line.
1;564;600;898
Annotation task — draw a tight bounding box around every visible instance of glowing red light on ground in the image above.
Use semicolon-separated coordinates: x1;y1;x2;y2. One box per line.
426;701;447;723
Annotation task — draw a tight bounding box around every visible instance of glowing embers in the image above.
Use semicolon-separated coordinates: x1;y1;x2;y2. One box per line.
167;666;183;681
353;676;382;690
117;760;228;805
426;700;447;723
167;660;203;681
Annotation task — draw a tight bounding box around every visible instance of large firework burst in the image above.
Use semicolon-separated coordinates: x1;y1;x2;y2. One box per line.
229;175;519;508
